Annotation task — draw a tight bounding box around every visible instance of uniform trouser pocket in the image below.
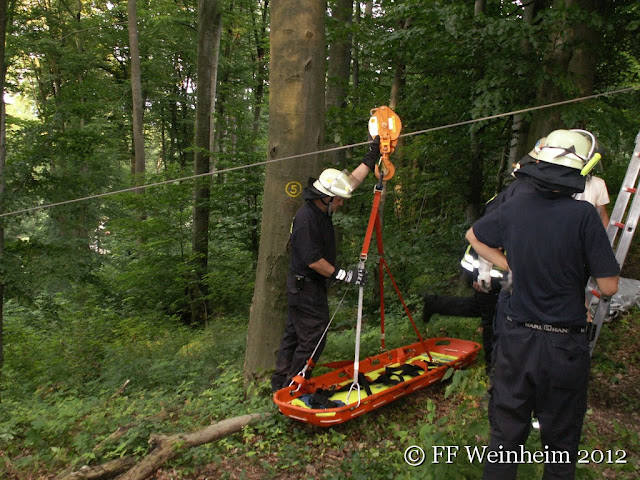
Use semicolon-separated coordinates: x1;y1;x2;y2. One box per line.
285;274;329;381
537;332;589;471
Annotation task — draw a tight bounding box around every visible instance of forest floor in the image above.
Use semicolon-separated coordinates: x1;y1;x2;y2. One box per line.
5;244;640;480
5;307;639;480
170;311;640;480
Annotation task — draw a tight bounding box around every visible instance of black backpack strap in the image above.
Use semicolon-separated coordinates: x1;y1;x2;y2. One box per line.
371;363;425;386
308;388;344;409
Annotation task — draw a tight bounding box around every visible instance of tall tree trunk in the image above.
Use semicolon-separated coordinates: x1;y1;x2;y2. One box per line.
208;12;222;156
249;0;270;266
244;0;326;389
526;0;601;148
474;0;485;16
252;0;269;140
325;0;353;168
508;0;546;167
0;0;7;400
351;0;360;100
191;0;217;324
466;1;486;222
128;0;145;192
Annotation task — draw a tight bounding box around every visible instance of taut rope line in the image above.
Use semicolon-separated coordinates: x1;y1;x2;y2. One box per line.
1;85;637;219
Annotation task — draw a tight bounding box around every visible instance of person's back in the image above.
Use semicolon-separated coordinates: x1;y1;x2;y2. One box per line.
465;129;620;480
484;190;612;326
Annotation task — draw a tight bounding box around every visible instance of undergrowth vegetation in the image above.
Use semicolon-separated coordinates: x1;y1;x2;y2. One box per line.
0;218;638;479
1;288;638;478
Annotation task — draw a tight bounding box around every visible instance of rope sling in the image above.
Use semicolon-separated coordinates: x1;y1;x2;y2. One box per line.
290;107;433;406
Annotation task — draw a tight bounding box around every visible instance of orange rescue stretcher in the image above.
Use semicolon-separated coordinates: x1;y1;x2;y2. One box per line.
274;106;480;426
274;337;480;427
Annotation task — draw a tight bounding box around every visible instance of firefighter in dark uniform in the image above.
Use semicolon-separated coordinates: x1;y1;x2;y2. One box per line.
423;170;538;371
271;140;380;392
466;129;620;480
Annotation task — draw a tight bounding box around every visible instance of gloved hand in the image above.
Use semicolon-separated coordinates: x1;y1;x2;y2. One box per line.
332;266;367;286
500;270;513;293
361;136;381;171
475;257;493;293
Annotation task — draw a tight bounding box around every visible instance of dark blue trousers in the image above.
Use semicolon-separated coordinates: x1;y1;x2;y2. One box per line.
483;315;590;480
271;274;329;392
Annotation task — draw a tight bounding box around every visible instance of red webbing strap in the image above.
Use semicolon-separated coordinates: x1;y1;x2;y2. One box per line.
360;185;431;360
379;258;386;350
375;212;386;350
360;188;383;257
381;258;433;362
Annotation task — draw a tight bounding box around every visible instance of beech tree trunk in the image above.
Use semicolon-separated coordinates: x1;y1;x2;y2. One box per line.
208;11;222;155
526;0;601;148
251;0;269;140
191;0;218;324
0;0;7;398
508;0;547;165
466;2;486;222
128;0;145;192
244;0;326;388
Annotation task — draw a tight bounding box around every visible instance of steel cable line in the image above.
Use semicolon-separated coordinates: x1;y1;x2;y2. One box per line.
1;84;638;219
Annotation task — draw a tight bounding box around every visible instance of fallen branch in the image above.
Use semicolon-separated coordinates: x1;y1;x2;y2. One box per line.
55;457;136;480
117;412;271;480
92;424;133;452
92;407;178;453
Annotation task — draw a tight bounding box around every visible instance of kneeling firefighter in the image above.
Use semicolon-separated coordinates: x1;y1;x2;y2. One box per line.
422;243;503;371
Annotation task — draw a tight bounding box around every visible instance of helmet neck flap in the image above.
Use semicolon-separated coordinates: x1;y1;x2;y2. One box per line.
515;160;586;195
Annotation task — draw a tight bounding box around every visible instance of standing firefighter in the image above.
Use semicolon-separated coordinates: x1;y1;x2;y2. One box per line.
271;140;380;393
466;129;620;480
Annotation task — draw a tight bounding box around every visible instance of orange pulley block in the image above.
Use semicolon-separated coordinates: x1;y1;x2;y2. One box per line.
368;106;402;180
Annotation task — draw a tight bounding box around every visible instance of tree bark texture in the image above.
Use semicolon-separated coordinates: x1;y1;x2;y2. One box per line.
526;0;601;148
191;0;218;324
128;0;145;191
244;0;326;387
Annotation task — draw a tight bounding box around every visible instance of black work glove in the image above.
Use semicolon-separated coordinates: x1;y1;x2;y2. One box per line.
361;136;381;171
332;267;367;286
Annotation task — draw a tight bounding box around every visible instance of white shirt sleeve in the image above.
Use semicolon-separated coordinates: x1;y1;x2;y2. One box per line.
591;176;610;207
574;176;609;207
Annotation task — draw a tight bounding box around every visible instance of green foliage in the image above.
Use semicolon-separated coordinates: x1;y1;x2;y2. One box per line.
1;302;639;478
1;0;640;477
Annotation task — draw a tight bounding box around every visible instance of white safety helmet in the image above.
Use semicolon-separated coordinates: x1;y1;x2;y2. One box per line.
534;129;600;174
313;168;353;199
527;137;547;160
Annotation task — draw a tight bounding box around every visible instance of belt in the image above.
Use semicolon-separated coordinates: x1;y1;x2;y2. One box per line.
506;316;586;335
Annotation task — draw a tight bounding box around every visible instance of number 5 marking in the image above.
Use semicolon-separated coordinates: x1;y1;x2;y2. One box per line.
285;181;302;198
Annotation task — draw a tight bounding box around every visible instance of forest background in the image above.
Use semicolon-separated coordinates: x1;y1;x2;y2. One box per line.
0;0;639;478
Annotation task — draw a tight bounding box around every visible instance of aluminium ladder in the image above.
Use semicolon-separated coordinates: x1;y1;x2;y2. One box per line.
587;129;640;355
